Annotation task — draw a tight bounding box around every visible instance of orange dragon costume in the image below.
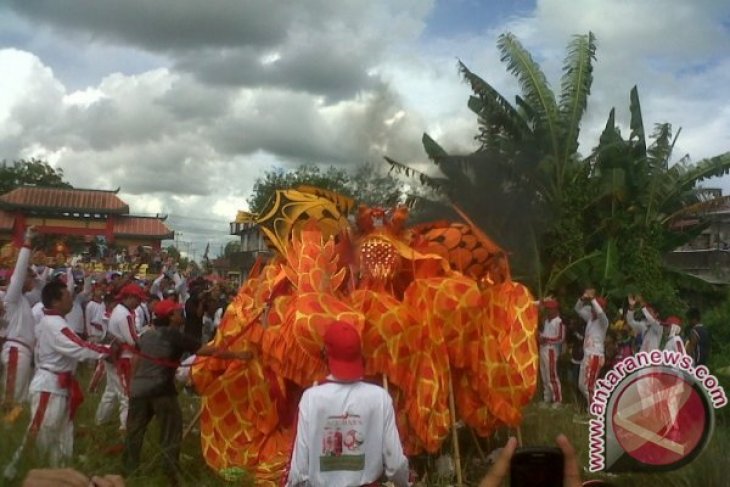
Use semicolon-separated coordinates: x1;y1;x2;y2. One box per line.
191;187;538;484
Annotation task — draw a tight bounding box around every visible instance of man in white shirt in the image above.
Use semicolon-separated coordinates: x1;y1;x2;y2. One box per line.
95;283;146;430
574;289;609;406
1;227;39;412
22;280;113;466
286;321;409;487
625;294;662;352
539;299;564;407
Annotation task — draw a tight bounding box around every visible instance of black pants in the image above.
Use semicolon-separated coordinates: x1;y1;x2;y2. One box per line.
123;394;183;478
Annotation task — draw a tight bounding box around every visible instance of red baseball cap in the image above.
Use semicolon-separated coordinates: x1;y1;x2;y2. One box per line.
117;283;148;301
663;315;681;327
542;299;560;310
154;299;183;319
324;321;364;381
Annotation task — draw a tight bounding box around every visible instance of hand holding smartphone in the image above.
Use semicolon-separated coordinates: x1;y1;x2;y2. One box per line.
510;446;563;487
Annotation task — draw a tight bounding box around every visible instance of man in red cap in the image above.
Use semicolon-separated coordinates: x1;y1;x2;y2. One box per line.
286;320;408;487
95;283;146;430
123;298;250;485
574;288;609;406
539;299;564;408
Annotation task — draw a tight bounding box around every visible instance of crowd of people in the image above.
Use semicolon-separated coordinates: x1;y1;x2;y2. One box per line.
538;287;712;413
1;227;711;485
0;227;244;485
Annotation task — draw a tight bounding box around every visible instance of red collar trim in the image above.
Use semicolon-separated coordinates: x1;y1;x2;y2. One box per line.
43;309;64;316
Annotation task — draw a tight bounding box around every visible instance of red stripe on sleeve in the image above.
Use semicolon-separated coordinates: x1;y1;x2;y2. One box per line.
60;328;111;355
127;314;139;343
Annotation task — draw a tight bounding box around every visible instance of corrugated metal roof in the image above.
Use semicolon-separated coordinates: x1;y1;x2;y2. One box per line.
0;187;129;214
114;216;173;238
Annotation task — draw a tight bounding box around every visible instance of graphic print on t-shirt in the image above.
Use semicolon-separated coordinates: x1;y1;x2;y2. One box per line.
319;411;365;472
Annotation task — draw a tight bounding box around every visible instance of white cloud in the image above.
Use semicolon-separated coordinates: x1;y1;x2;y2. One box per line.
1;0;729;256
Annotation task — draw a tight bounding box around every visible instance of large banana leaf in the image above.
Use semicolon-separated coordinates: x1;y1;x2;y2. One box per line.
497;33;561;164
559;32;596;163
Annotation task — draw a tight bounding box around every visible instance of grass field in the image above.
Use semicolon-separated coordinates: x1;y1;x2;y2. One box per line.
1;366;728;486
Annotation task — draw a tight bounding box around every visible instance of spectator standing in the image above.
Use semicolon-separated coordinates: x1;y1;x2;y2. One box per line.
663;316;685;354
686;307;711;366
95;284;146;431
625;294;662;352
574;288;609;406
123;299;250;485
538;299;564;407
22;281;113;466
286;321;409;487
1;227;38;412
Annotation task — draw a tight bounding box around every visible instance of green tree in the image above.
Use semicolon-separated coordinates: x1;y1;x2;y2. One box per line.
247;163;405;214
388;32;730;309
388;32;598;283
0;158;72;194
583;88;730;310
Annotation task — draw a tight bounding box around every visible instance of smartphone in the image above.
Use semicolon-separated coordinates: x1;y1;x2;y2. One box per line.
510;446;563;487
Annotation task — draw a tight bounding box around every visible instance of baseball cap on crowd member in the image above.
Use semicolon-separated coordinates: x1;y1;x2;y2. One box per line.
324;321;365;381
154;299;183;319
543;299;560;310
663;315;681;327
117;283;148;301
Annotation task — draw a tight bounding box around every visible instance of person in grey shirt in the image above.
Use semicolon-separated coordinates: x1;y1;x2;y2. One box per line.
123;299;250;485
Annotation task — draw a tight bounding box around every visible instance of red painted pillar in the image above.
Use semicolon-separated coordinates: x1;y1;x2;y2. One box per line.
105;216;115;244
12;212;26;247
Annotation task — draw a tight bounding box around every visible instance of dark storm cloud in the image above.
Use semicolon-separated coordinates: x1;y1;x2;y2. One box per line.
6;0;293;51
6;1;418;99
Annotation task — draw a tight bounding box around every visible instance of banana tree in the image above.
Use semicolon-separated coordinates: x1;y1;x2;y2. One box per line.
388;32;598;289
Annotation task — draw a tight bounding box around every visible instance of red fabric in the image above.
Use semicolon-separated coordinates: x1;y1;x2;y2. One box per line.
117;357;131;396
586;355;602;404
324;321;364;380
154;299;183;318
548;348;561;403
116;284;148;301
5;346;18;403
56;372;84;420
88;360;106;393
60;327;110;355
43;309;64;316
30;391;51;434
126;314;139;343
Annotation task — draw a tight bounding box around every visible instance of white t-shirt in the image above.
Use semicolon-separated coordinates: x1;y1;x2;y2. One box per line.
287;379;409;487
30;313;109;396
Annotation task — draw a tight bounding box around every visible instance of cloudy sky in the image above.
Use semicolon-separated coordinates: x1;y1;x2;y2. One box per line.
1;0;729;258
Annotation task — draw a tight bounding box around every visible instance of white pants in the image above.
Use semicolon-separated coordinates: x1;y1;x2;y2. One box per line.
540;345;562;403
95;362;128;429
578;353;605;405
28;390;74;466
1;343;33;405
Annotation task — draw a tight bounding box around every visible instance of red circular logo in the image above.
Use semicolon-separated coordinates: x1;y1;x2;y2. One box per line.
610;369;711;468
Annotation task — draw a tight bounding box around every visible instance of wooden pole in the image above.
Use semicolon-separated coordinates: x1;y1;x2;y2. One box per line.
382;374;389;390
448;376;463;487
516;426;523;447
182;407;204;440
